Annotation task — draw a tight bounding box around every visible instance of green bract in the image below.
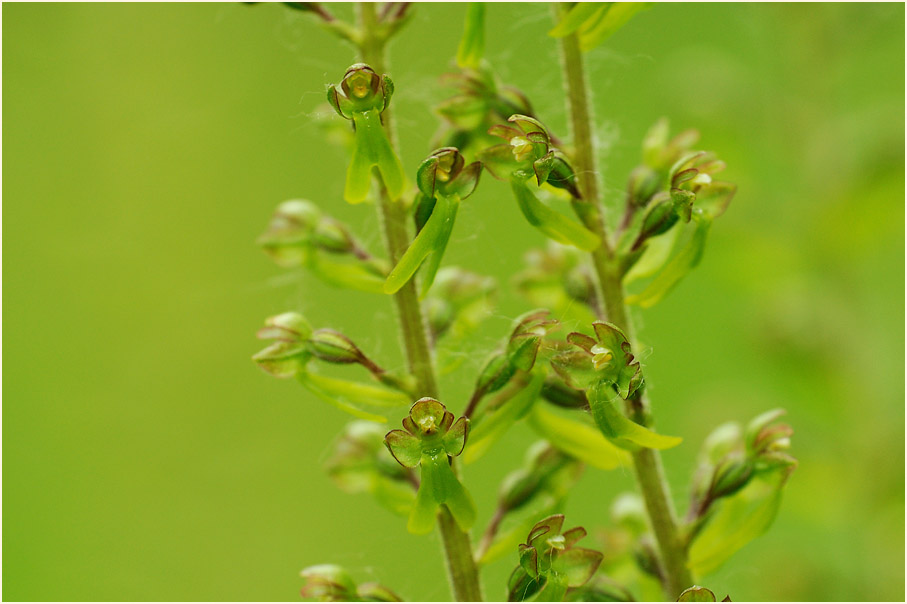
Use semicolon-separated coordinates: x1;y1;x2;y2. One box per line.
327;64;406;203
384;398;476;535
526;404;631;470
587;374;682;451
456;3;485;70
549;2;651;52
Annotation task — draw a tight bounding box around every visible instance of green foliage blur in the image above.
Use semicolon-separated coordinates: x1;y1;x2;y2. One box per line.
3;3;904;601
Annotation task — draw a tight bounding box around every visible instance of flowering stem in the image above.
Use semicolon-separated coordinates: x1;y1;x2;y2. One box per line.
554;3;692;599
357;3;483;601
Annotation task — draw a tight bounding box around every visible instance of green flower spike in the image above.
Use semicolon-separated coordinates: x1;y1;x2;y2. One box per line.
327;64;405;204
384;147;481;296
507;514;603;602
552;321;681;451
383;398;476;535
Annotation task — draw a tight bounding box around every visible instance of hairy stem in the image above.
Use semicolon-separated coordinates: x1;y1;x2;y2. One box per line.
554;3;692;599
357;3;483;601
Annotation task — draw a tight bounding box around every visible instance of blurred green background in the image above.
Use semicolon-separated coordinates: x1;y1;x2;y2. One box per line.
3;2;904;601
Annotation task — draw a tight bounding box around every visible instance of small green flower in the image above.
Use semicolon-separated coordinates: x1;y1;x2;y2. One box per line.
551;321;642;398
551;321;681;451
507;514;603;602
688;410;797;541
384;398;476;534
482;115;578;198
472;310;559;410
385;147;482;296
300;564;402;602
327;64;406;203
478;115;602;250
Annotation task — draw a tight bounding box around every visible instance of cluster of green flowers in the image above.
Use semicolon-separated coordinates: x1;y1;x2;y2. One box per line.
248;3;795;602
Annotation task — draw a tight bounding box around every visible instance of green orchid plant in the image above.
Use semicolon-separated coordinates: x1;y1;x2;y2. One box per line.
249;3;796;602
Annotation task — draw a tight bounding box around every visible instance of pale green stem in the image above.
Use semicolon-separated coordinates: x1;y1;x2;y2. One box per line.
356;4;483;601
554;3;693;599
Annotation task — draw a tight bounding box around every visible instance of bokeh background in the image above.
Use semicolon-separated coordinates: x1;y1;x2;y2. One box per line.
4;3;904;601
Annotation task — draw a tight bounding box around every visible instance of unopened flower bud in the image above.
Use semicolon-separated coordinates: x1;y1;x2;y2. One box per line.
256;311;313;342
356;583;403;602
312;218;356;255
745;408;788;454
700;422;743;465
540;376;588;409
506;309;558;372
308;329;369;366
498;443;580;512
709;455;754;500
258;199;322;267
252;312;312;378
300;564;357;601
